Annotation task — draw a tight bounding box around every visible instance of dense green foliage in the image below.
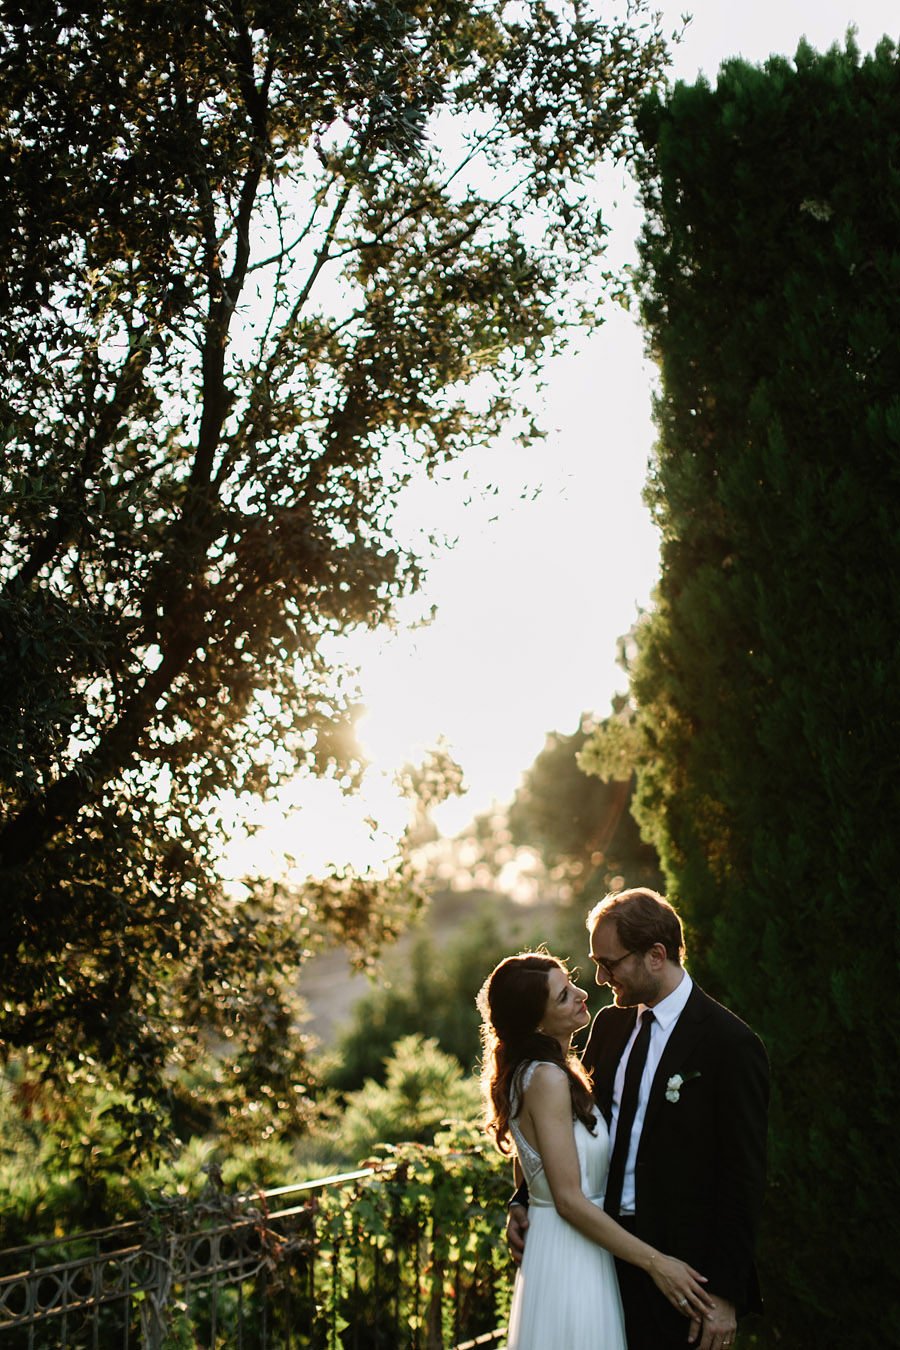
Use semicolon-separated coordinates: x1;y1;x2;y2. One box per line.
0;0;668;1139
0;1033;484;1248
0;1119;512;1348
585;37;900;1348
336;1033;481;1160
319;1123;513;1346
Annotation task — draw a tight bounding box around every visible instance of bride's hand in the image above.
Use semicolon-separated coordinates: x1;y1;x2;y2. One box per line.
647;1252;713;1320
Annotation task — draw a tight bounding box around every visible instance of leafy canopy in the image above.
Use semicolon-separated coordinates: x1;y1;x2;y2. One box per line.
0;0;667;1136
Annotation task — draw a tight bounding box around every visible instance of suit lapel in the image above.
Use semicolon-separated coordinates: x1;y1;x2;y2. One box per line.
640;984;711;1138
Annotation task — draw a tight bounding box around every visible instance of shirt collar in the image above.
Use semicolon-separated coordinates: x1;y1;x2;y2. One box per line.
641;968;692;1032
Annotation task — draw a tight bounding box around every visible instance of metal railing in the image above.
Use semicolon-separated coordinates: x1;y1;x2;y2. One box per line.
0;1160;509;1348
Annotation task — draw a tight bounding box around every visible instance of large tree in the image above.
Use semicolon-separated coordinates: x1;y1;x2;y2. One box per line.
509;709;662;897
0;1;667;1135
586;38;900;1348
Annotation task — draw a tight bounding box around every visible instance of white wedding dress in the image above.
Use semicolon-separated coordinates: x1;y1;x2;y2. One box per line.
506;1061;627;1350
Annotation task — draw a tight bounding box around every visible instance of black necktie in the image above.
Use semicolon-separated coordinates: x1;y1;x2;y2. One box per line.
604;1009;655;1217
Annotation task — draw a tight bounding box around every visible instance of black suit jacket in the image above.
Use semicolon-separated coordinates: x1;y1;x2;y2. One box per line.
582;982;769;1320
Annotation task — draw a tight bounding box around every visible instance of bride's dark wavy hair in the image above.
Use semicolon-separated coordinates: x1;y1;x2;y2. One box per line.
476;950;596;1155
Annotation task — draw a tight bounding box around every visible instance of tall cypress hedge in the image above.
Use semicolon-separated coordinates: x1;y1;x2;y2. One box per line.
607;38;900;1347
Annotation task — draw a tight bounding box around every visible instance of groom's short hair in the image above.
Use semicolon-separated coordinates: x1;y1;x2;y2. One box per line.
587;887;684;964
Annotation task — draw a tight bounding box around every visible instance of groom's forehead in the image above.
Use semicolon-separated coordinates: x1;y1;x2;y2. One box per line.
590;918;620;953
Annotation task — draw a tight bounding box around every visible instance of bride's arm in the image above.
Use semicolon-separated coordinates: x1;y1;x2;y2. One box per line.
525;1064;713;1321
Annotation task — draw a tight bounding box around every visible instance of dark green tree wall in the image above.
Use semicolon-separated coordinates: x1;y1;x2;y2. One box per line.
587;38;900;1349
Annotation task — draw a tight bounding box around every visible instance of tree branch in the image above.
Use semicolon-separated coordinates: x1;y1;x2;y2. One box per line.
1;331;156;599
188;11;269;492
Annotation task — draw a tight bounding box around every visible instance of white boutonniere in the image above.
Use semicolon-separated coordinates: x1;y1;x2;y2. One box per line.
665;1070;701;1103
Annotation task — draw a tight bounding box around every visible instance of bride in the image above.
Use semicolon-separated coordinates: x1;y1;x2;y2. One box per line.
477;951;712;1350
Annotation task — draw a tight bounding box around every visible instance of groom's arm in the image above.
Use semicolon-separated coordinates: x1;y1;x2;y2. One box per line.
509;1164;529;1210
506;1159;529;1262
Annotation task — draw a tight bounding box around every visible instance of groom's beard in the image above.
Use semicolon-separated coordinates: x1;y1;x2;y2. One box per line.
610;972;661;1007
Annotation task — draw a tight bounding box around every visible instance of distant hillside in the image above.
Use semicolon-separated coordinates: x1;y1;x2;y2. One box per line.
300;887;575;1047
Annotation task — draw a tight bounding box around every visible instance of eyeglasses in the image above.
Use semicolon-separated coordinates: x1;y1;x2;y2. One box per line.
593;949;637;979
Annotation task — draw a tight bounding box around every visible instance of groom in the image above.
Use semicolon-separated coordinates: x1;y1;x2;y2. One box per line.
508;887;769;1350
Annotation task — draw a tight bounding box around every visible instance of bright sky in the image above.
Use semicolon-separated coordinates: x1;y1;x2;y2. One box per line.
223;0;899;885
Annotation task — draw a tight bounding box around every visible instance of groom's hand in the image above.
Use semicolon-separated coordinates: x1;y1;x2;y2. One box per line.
505;1203;529;1264
695;1294;736;1350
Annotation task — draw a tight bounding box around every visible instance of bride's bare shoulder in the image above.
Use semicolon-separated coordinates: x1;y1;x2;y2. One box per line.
523;1061;569;1100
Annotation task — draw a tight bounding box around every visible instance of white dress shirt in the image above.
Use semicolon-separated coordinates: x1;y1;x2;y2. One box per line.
609;969;693;1215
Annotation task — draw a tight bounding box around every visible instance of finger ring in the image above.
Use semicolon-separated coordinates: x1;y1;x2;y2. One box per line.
679;1297;688;1307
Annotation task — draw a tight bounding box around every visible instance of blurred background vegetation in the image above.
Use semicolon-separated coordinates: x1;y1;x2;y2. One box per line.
0;712;654;1239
